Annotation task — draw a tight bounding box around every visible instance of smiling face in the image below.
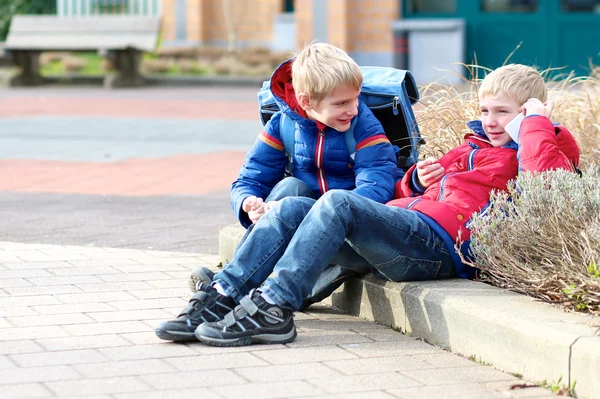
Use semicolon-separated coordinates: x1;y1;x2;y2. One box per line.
479;91;522;147
301;84;360;132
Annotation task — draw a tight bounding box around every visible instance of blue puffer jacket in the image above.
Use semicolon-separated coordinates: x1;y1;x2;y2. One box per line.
231;59;397;227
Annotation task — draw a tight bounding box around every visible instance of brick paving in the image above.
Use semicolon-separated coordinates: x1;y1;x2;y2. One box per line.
0;86;557;398
0;241;558;399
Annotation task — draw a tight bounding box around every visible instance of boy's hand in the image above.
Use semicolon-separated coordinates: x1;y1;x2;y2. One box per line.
416;157;444;188
521;98;553;118
243;196;265;224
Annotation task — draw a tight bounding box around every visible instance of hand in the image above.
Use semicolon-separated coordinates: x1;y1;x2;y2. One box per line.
242;196;265;224
521;98;553;119
416;157;444;188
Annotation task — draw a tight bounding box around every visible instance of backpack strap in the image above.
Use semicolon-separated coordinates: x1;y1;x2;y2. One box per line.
344;118;358;162
279;113;296;174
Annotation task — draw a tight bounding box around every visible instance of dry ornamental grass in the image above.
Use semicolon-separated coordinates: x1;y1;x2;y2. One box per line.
415;64;600;314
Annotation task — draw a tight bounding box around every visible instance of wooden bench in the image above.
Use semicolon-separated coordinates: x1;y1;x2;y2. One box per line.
5;15;160;88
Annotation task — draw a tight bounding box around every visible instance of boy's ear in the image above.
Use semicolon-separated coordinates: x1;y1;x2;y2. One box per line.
297;92;312;111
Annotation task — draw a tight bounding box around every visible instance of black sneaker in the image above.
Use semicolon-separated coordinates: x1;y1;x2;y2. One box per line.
194;290;297;347
155;283;235;342
188;266;216;293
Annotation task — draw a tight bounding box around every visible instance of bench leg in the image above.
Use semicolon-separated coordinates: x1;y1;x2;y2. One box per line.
9;51;45;87
104;49;146;88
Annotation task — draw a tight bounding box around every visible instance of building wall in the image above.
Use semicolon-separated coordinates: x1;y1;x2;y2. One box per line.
162;0;283;47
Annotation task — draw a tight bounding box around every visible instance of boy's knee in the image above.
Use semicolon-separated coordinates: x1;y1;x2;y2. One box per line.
320;190;354;208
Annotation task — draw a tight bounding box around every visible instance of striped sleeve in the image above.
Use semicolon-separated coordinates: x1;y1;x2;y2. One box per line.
258;130;284;151
355;134;390;151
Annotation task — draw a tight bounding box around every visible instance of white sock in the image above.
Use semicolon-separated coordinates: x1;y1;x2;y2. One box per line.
212;282;229;297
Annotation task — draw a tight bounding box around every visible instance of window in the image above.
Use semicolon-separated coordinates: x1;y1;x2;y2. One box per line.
481;0;539;12
561;0;600;12
405;0;456;14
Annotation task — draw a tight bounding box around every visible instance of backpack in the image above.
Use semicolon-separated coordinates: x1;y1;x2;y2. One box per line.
257;66;422;172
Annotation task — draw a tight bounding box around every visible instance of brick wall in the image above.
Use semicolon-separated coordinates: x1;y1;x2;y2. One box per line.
161;0;400;56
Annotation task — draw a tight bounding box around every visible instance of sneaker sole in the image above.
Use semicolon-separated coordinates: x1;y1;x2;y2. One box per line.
155;328;198;342
196;328;297;347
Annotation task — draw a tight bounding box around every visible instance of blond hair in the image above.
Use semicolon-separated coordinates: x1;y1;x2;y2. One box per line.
479;64;547;105
292;42;362;103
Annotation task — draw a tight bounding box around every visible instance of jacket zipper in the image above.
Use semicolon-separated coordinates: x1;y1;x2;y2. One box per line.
316;128;327;195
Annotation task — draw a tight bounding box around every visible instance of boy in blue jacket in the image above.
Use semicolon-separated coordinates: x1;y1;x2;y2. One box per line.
158;42;397;341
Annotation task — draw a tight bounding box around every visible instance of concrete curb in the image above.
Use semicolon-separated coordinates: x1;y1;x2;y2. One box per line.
219;223;600;399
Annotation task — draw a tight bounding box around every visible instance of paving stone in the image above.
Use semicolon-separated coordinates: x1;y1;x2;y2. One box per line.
32;302;115;315
325;355;435;375
0;278;33;288
484;381;558;398
138;369;245;390
106;297;185;311
388;383;504;399
0;317;12;328
0;340;45;355
8;313;95;327
47;266;121;276
252;346;358;365
305;392;397;399
144;279;192;289
113;389;222;399
411;352;481;369
86;309;172;323
27;275;103;286
6;285;83;296
0;365;80;385
287;329;374;348
0;325;68;341
341;339;442;358
98;343;198;361
45;376;151;396
402;366;520;385
165;352;268;371
74;358;177;378
127;287;191;300
75;281;154;292
213;380;324;399
0;355;16;369
10;348;110;367
0;269;52;278
119;331;166;345
55;291;138;304
0;383;52;398
36;334;132;351
309;372;423;394
234;362;343;382
112;264;190;273
62;320;150;336
0;295;61;307
1;261;76;270
99;272;171;282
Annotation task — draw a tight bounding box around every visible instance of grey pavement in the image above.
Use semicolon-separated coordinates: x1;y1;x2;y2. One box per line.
0;241;558;399
0;116;261;161
0;192;236;254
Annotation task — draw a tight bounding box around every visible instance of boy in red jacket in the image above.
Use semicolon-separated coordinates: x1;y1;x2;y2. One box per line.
158;64;580;347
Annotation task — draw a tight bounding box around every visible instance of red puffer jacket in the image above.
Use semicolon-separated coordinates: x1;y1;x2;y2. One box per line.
387;115;580;278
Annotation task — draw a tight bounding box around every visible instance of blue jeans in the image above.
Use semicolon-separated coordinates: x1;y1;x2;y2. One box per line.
216;190;455;310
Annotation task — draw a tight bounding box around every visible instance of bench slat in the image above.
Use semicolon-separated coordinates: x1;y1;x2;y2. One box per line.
6;35;157;51
6;16;160;52
8;16;160;33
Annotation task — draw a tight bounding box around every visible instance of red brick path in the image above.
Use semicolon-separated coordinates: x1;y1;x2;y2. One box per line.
0;92;255;196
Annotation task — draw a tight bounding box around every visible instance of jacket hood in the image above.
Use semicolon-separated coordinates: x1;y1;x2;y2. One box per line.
270;59;305;118
269;59;327;130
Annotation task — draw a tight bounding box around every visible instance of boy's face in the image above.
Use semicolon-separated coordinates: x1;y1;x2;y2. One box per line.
479;91;522;147
301;84;360;132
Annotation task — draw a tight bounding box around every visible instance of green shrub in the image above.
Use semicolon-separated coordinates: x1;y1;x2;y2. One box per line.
464;167;600;314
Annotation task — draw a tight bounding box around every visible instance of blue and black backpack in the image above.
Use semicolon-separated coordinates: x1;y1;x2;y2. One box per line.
257;66;423;173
